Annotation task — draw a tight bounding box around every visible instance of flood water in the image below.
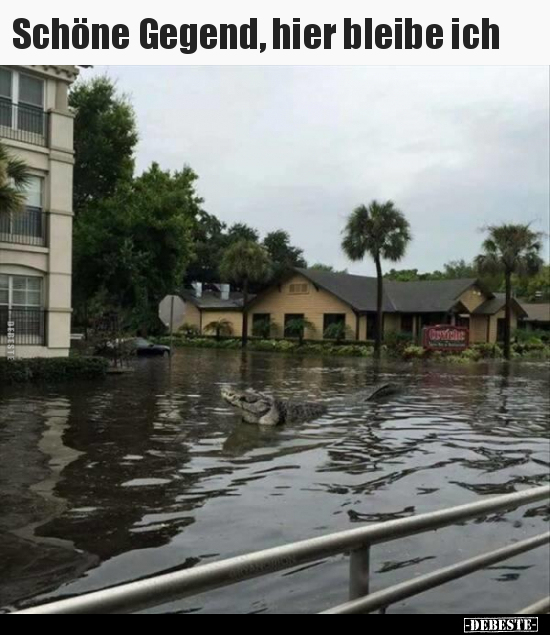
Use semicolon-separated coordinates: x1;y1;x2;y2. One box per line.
1;349;549;614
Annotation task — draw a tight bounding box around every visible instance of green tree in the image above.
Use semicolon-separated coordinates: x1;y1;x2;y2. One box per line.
185;211;227;284
220;240;272;347
342;200;412;358
442;259;476;278
511;263;550;302
309;263;349;274
226;222;260;244
475;223;544;359
0;142;30;215
263;230;307;279
74;164;202;332
70;76;138;214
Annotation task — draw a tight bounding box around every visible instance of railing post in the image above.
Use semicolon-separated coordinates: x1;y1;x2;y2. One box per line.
349;545;370;600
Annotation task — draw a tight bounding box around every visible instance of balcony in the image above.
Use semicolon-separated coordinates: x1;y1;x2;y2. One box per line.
0;101;49;147
0;207;48;247
0;308;47;347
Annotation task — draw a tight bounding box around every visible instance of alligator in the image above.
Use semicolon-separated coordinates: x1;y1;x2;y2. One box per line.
221;383;400;426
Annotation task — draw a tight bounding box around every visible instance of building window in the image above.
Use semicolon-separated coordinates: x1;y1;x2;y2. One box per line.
284;313;304;338
0;274;43;309
0;67;13;127
0;274;44;342
497;318;506;342
366;313;379;340
0;176;45;244
401;314;414;333
252;313;272;338
0;67;45;134
289;283;309;295
323;314;346;339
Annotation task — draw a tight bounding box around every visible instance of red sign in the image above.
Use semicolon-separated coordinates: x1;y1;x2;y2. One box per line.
422;325;469;351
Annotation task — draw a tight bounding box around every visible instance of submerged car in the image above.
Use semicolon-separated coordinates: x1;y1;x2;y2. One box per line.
133;338;171;357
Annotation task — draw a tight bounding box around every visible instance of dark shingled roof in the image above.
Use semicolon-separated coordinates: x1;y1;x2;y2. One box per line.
296;269;480;314
519;302;550;323
180;290;248;311
386;278;478;313
294;268;395;312
472;293;528;318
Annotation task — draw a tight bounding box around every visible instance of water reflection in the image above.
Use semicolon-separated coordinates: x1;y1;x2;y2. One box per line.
0;351;548;613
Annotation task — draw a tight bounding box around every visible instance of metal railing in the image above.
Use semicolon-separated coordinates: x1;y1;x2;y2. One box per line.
10;484;549;615
518;597;550;615
0;207;48;247
0;308;47;346
0;101;49;147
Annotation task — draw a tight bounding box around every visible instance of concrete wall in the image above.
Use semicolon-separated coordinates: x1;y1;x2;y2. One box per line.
0;65;79;358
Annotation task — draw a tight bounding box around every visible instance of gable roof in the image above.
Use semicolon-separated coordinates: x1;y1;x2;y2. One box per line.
294;268;395;312
386;278;479;313
294;269;482;314
472;293;528;318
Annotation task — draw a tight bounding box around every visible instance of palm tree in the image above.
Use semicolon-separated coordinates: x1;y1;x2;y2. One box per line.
284;317;316;345
0;141;30;216
323;321;354;343
220;240;271;347
204;318;233;341
342;200;411;358
475;223;543;360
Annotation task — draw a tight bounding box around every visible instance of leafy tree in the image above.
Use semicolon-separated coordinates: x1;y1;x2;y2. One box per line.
263;230;307;279
74;164;202;333
70;76;138;214
309;263;349;274
226;223;260;244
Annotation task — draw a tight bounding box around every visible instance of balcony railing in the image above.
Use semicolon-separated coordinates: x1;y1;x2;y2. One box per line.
0;308;47;347
0;100;49;147
0;207;48;247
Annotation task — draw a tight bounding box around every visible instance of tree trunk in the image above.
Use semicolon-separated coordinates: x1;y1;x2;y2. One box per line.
504;270;512;360
242;278;249;348
374;256;383;359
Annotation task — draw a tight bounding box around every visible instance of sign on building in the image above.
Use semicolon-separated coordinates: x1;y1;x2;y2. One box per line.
423;325;469;351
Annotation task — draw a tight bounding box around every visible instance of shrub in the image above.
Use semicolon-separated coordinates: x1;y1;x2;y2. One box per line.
402;345;426;360
0;356;109;384
384;331;414;354
472;343;503;359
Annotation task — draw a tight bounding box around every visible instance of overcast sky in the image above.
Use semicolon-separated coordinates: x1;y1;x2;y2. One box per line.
87;65;549;276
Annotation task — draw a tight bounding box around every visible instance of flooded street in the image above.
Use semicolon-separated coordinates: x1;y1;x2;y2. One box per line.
1;349;549;613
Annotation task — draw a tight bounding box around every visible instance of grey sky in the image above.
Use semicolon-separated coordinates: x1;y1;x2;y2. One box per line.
88;65;549;276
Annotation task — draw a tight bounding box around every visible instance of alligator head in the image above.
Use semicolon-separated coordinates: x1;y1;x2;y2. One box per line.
221;387;282;425
221;387;326;426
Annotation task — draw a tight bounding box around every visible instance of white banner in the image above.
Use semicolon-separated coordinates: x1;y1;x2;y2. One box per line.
1;0;549;65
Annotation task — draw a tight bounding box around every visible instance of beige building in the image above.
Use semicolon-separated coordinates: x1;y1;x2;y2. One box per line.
0;65;81;358
180;269;527;345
